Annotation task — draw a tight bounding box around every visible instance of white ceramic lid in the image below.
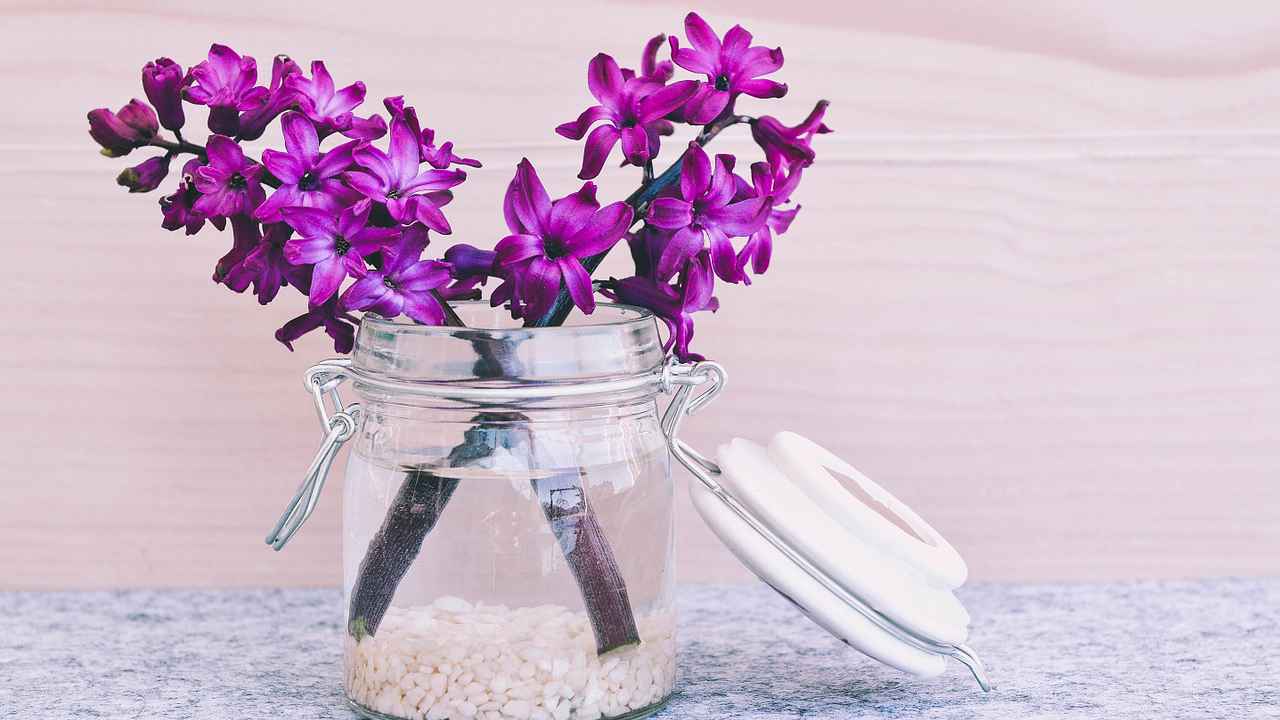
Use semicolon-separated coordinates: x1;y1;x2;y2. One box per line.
687;430;988;687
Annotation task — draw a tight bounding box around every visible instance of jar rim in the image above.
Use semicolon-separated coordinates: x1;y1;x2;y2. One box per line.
350;302;669;399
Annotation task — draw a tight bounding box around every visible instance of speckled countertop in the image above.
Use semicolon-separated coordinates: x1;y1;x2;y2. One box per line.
3;579;1277;719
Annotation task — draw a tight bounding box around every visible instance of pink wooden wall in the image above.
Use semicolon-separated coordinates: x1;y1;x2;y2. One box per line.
2;0;1278;589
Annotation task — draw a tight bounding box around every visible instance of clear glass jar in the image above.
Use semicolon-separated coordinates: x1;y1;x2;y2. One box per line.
339;303;675;720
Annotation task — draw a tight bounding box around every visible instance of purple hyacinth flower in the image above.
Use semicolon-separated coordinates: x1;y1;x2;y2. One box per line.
383;97;481;169
444;243;497;282
183;44;270;136
601;250;718;361
116;155;170;193
160;158;226;235
669;13;787;124
213;215;264;289
556;53;699;180
733;162;803;281
275;296;359;353
752;100;832;175
193;135;266;218
344;114;468;234
220;221;295;305
494;159;634;317
287;61;366;137
141;58;185;132
255;112;360;222
88;100;157;157
238;55;303;141
281;201;399;306
646;142;770;283
636;34;675;83
340;224;453;324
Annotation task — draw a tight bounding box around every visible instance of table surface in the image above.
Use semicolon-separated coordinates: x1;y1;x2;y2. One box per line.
3;579;1277;719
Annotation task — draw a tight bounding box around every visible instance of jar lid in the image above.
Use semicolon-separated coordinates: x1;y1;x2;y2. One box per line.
666;364;991;691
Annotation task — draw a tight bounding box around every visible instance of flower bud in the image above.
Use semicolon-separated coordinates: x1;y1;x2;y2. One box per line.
117;99;159;139
443;243;497;278
88;107;141;157
142;58;185;131
117;155;171;193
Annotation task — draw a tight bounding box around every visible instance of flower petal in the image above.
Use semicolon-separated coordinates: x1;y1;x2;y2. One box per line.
558;257;595;314
253;185;300;222
342;170;385;199
587;53;625;109
401;168;467;194
682;85;729;125
400;290;445;325
657;225;705;279
340;272;392;312
308;257;348;305
496;234;546;266
647;198;693;230
556;105;613;140
722;24;753;58
578;124;620;181
736;78;788;99
565;201;633;257
521;257;564;319
281;112;319;163
707;226;742;283
705;195;770;236
683;12;722;55
389;115;420;187
679;143;712;200
261;149;303;184
512;159;552;234
352;145;394;185
281;206;337;240
548;182;599;239
314;140;358;178
619;125;650;165
411;197;453;234
637;80;700;124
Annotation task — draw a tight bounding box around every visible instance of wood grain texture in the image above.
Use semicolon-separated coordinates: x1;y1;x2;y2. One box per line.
2;0;1278;589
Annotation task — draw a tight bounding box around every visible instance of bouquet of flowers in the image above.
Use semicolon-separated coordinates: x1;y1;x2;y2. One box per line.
89;12;829;719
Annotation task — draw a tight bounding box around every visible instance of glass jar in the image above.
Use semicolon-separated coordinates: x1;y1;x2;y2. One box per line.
334;303;675;720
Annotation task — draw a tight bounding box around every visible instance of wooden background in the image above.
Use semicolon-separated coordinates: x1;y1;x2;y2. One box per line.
3;0;1279;589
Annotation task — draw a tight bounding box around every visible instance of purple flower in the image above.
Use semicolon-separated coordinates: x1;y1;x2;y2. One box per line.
160;158;226;235
556;53;699;179
646;142;769;282
344;114;468;234
183;44;270;136
219;221;295;305
213;215;263;289
636;34;674;83
116;155;170;193
733;162;803;281
287;61;366;137
340;224;452;324
752;100;832;174
670;13;787;124
275;296;359;353
383;97;481;169
444;243;497;282
141;58;185;131
238;55;303;141
494;159;634;317
601;250;718;361
88;100;157;157
281;201;399;306
193;135;266;218
255;112;359;222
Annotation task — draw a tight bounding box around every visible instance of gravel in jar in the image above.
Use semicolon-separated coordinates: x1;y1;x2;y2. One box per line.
345;597;676;720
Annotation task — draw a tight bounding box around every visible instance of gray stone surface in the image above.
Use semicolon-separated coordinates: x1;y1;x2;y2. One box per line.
2;579;1277;718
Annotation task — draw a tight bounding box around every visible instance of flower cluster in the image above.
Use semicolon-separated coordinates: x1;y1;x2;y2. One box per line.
91;13;829;360
89;44;478;352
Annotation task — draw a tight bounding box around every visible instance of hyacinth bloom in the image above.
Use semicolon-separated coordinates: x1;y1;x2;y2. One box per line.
647;142;769;282
383;97;481;170
345;115;468;234
556;53;699;179
239;55;302;141
88;100;158;156
601;250;718;361
183;44;269;136
281;202;400;306
193;135;266;218
340;225;453;324
160;158;226;235
495;159;633;317
670;13;786;124
220;221;294;305
276;296;359;353
141;58;185;131
288;61;366;136
117;155;170;193
734;162;802;281
255;113;359;222
752;100;832;174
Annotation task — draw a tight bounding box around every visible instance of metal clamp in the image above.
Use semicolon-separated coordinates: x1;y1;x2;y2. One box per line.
264;360;360;551
660;360;992;692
